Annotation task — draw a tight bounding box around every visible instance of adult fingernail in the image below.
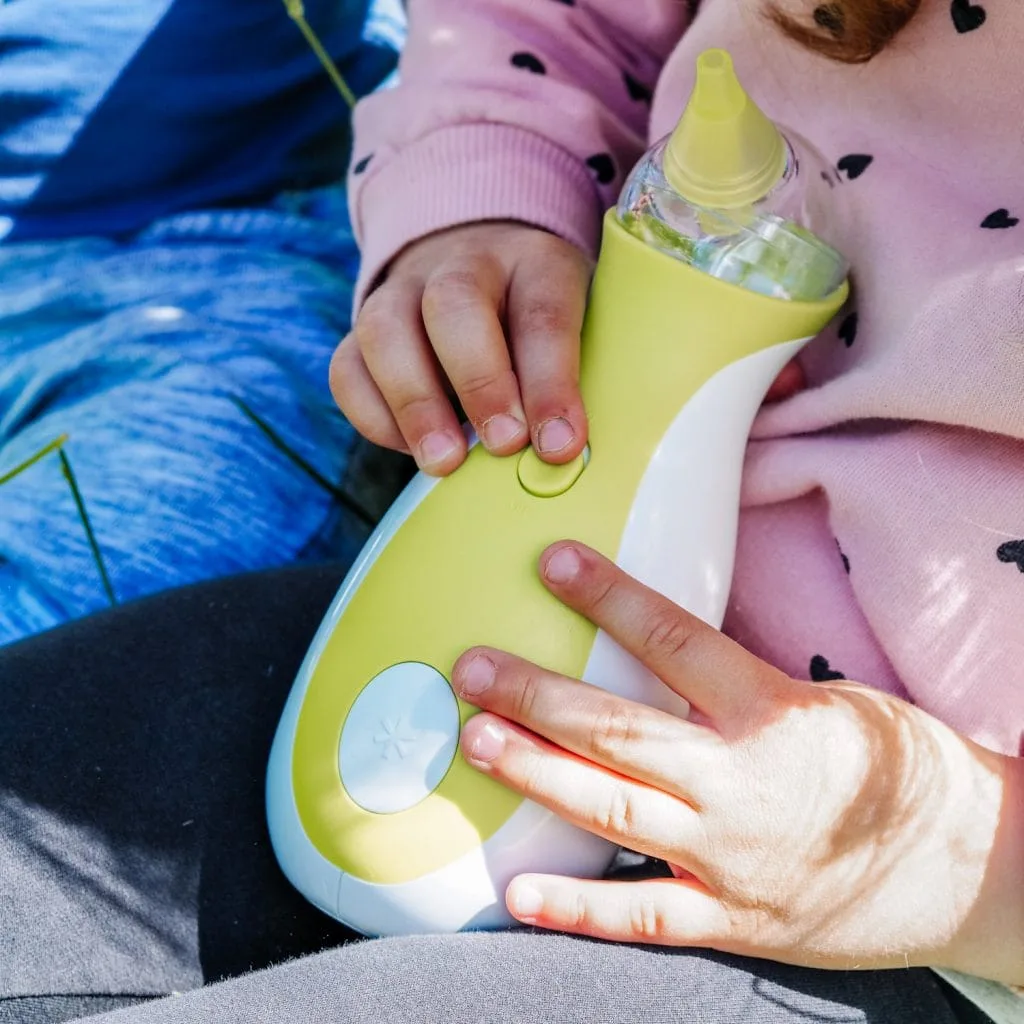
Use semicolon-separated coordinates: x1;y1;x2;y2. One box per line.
465;720;505;763
457;654;496;697
537;417;575;455
418;430;458;467
509;881;543;918
544;546;580;584
482;413;526;450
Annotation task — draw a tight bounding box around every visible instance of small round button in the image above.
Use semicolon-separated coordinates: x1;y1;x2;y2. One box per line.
516;444;590;498
338;662;460;815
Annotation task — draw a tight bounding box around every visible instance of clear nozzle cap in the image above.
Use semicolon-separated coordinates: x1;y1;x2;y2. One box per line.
664;49;787;210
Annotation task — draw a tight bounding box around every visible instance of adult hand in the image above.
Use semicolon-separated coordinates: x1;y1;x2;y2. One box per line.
452;542;1024;985
331;222;592;476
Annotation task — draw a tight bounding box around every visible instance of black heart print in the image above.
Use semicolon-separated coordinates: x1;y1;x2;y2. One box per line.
586;153;616;185
810;655;846;682
510;52;546;74
837;154;873;180
951;0;986;33
838;311;858;347
352;154;373;175
814;4;844;34
836;540;850;574
624;71;652;104
981;209;1019;229
997;540;1024;573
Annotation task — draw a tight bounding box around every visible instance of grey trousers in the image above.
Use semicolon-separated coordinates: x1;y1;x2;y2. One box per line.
0;565;990;1024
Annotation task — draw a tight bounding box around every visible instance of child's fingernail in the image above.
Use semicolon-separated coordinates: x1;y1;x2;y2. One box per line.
509;881;543;918
418;430;458;467
465;720;505;763
482;413;526;450
537;417;575;454
544;546;581;584
457;654;496;697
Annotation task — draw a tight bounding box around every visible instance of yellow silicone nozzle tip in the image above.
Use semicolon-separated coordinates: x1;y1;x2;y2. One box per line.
664;49;787;209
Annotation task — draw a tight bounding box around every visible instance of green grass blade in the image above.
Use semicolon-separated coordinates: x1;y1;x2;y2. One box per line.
231;397;375;528
282;0;357;110
58;448;117;607
0;434;70;486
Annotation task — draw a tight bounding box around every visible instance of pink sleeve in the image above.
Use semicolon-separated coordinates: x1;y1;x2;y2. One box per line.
347;0;691;308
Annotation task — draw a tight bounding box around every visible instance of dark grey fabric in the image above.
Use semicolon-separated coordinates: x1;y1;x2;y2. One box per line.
0;565;990;1024
0;564;359;1010
0;997;142;1023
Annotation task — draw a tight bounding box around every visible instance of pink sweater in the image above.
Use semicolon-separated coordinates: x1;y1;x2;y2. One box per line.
348;0;1024;761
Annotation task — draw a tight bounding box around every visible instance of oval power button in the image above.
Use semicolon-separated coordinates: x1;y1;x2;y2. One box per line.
517;444;590;498
338;662;461;815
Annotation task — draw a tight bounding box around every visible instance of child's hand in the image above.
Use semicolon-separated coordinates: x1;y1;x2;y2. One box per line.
453;542;1024;985
331;222;593;476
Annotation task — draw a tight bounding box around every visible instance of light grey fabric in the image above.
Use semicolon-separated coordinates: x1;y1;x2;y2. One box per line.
0;565;992;1024
76;933;973;1024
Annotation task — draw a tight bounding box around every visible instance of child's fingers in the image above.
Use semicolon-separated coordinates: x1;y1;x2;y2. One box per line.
353;285;467;476
538;542;777;723
763;358;805;403
508;241;590;463
329;337;409;453
506;875;729;948
420;258;529;457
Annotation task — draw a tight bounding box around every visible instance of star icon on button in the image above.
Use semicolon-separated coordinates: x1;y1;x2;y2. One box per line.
372;717;419;760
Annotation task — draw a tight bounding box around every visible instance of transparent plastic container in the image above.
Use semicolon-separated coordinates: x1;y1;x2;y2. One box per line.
617;100;848;302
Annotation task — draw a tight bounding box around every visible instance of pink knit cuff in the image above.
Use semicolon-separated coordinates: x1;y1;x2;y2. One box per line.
349;123;605;312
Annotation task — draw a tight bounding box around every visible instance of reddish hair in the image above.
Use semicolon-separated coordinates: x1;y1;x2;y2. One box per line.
771;0;922;62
